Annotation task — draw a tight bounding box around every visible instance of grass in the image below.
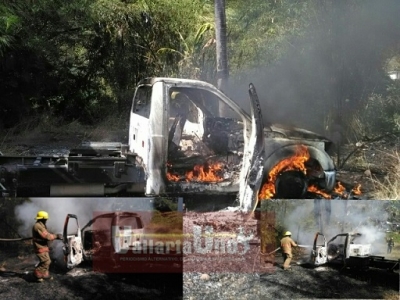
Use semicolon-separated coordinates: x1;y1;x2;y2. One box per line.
383;291;400;300
386;231;400;244
371;150;400;200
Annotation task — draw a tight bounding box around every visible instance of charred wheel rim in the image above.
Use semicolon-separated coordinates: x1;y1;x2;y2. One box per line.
275;170;308;198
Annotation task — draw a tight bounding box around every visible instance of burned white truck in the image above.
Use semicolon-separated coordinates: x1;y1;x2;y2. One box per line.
51;211;182;273
0;77;336;210
310;232;399;271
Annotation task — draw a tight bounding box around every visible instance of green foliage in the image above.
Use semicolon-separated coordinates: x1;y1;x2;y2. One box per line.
385;201;400;241
227;0;311;71
157;23;215;79
0;0;209;127
0;3;20;55
355;80;400;138
0;0;400;133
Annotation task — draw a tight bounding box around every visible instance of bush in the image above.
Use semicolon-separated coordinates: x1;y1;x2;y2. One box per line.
354;81;400;139
372;150;400;200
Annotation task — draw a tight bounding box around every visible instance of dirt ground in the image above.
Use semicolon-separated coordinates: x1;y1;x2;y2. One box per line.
0;247;182;300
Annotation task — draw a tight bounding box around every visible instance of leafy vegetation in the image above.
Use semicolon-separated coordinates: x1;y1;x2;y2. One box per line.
0;0;399;141
372;151;400;200
0;0;210;127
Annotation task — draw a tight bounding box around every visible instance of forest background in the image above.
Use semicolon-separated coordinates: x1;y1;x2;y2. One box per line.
1;0;400;140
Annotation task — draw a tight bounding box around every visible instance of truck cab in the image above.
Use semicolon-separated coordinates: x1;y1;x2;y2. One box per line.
129;78;257;198
129;77;335;211
311;232;372;266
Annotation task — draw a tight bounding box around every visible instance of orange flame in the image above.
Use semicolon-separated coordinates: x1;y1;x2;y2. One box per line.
258;145;363;200
258;145;310;199
331;181;362;198
307;185;331;198
186;163;223;182
352;183;362;195
167;162;224;182
334;181;346;195
166;172;180;181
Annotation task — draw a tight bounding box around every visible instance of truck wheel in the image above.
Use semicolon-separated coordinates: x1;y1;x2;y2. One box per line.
275;170;307;198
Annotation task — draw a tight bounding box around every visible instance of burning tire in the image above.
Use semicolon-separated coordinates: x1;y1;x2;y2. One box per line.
258;144;336;199
275;170;308;198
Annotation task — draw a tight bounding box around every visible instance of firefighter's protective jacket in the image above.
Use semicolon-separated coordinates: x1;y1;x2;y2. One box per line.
32;221;56;253
280;236;297;254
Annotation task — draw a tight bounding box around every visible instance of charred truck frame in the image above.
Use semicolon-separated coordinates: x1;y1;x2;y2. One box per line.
0;77;336;210
52;211;182;273
311;232;399;271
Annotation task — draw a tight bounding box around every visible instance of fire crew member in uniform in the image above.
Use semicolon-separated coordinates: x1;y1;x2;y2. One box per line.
32;211;62;281
280;231;298;270
387;237;394;254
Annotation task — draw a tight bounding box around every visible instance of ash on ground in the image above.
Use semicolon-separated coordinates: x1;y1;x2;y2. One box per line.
183;265;399;300
0;249;182;300
182;211;399;299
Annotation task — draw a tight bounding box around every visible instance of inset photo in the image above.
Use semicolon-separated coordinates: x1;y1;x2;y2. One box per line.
258;199;400;299
0;197;183;299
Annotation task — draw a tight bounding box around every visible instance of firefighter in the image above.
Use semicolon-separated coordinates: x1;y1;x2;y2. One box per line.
32;211;62;282
387;237;394;254
280;231;298;270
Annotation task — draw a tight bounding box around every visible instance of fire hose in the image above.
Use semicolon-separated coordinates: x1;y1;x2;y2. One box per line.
263;245;310;256
252;246;280;272
252;244;313;271
261;245;311;257
0;237;32;241
264;247;281;256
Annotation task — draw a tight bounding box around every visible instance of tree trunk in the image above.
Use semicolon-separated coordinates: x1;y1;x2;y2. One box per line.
214;0;229;92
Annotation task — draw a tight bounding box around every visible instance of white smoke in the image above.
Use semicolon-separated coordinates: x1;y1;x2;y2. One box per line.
14;197;155;237
282;200;388;252
277;201;317;245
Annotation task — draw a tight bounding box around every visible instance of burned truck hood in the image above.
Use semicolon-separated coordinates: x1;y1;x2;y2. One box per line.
266;124;331;143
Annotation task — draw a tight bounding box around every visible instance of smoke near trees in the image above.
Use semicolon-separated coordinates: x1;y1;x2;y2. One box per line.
0;0;399;141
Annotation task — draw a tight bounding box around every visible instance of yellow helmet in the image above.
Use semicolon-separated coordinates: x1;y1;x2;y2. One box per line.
170;91;180;100
35;211;49;220
284;231;292;236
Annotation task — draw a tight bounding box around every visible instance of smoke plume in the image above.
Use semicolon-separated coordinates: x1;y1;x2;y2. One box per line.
14;198;155;237
227;0;400;136
282;200;389;254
